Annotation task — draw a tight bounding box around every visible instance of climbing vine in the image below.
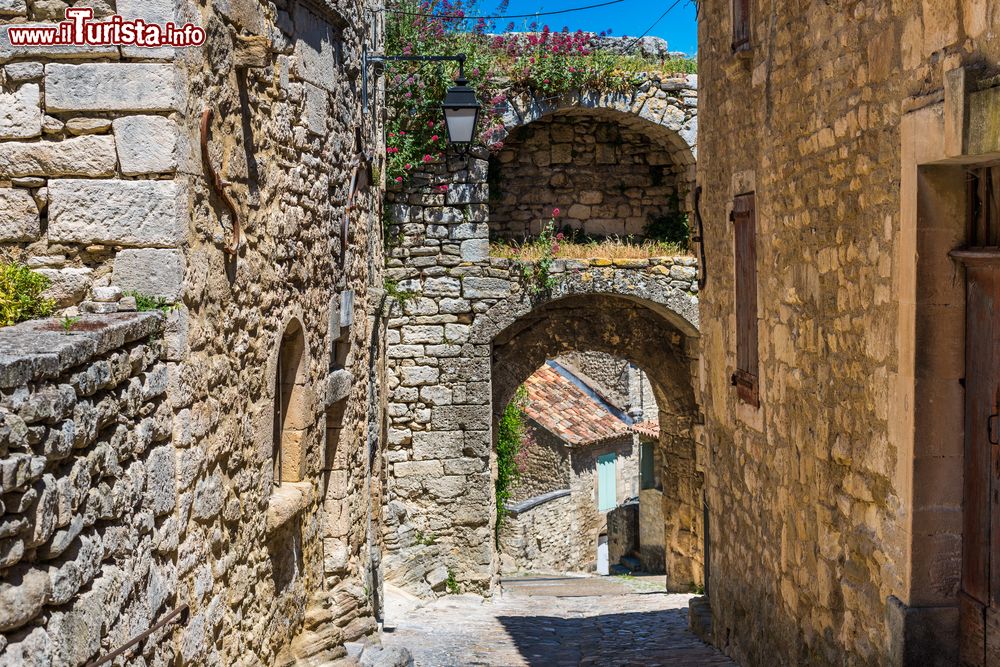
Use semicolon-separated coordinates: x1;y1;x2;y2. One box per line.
495;385;527;541
385;0;696;183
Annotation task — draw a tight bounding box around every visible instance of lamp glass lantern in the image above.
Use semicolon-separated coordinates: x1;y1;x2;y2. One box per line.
442;76;481;145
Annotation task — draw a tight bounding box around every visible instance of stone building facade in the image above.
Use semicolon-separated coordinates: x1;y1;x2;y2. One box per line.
0;0;387;664
698;0;1000;665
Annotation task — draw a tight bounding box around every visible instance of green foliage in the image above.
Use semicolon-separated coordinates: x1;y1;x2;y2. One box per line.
385;1;697;183
414;530;436;546
446;567;460;594
692;582;706;595
384;279;419;310
60;315;80;335
644;211;690;249
496;386;526;541
519;213;562;294
125;291;177;314
0;262;55;327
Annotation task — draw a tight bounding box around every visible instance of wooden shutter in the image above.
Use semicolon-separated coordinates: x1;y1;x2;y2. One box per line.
733;192;759;407
732;0;751;52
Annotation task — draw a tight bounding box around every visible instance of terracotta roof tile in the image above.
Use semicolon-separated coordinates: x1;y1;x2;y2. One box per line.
521;365;632;446
632;420;660;439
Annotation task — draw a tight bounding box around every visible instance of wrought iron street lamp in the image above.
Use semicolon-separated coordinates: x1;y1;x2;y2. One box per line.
363;51;481;148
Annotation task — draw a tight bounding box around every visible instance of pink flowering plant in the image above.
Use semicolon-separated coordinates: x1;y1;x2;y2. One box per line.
385;0;695;183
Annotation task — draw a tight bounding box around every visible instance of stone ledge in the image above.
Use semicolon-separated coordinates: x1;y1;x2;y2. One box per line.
0;312;162;389
505;489;571;517
326;369;353;407
266;481;314;533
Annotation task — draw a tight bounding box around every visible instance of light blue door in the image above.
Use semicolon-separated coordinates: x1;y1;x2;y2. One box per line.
597;453;617;512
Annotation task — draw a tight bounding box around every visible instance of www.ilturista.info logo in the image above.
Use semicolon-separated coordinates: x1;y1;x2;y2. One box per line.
7;8;206;48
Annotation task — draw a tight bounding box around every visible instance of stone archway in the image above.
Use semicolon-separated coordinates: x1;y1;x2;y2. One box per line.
382;74;701;597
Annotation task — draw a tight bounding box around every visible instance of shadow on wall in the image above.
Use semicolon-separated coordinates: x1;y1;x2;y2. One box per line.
497;606;727;666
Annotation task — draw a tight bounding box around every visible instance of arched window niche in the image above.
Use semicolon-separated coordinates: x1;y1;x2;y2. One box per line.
267;317;315;533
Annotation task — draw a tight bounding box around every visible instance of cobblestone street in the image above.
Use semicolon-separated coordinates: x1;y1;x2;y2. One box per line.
375;576;735;666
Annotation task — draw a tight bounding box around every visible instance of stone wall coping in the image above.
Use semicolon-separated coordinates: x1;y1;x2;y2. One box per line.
505;488;571;516
0;312;162;389
489;255;697;269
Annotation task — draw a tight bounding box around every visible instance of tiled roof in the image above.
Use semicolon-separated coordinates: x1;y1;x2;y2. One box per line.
522;364;632;447
632;420;660;439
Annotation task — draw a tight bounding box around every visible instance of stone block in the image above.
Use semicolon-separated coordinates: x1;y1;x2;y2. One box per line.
113;115;178;175
393;460;443;478
423;277;462;297
400;366;439;386
412;431;464;459
431;405;490;431
49;179;187;247
113;248;185;301
0;565;50;631
401;325;444;344
45;64;182;112
117;0;177;59
462;277;510;299
65;118;111;136
303;82;328;134
0;0;25;15
0;27;117;63
0;135;117;177
0;83;39;139
460;238;489;262
36;267;92;306
0;188;38;241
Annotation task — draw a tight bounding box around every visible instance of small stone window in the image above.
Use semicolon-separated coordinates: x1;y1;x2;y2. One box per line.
732;0;751;53
273;320;308;485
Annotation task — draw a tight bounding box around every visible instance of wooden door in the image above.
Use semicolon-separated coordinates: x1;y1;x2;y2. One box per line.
957;250;1000;667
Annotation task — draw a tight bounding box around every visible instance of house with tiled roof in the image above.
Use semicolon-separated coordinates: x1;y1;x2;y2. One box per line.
498;359;663;575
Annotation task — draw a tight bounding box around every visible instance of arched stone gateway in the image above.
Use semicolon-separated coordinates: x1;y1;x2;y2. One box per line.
382;75;701;596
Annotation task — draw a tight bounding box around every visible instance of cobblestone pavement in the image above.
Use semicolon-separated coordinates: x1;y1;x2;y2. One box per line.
378;575;736;666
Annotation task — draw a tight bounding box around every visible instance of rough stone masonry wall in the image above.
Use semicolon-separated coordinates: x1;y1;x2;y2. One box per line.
498;492;577;574
696;0;1000;664
489;109;692;239
0;0;388;664
0;313;171;665
510;425;569;504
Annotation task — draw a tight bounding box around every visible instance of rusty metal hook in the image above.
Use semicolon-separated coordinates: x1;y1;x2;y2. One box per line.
200;108;242;256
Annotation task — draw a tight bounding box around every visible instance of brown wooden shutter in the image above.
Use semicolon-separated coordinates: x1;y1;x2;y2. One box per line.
732;0;751;52
732;192;759;407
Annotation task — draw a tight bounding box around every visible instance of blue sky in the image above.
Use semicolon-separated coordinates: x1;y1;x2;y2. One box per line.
492;0;698;55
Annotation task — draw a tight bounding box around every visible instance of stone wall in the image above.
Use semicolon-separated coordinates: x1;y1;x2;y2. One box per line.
0;0;388;663
489;110;690;239
696;0;1000;664
639;488;665;574
0;313;171;665
498;491;578;574
556;351;659;419
607;501;639;569
511;425;569;503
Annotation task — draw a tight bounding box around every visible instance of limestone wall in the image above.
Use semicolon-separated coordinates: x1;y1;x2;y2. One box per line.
0;0;388;663
0;313;171;664
489;109;691;238
639;488;665;574
498;491;579;574
696;0;1000;663
511;425;570;503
